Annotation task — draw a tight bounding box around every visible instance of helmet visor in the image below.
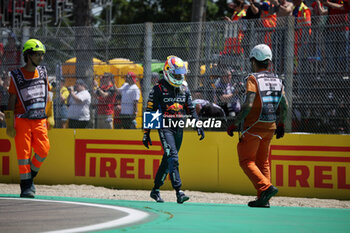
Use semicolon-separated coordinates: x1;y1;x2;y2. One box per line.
173;74;184;81
173;66;187;75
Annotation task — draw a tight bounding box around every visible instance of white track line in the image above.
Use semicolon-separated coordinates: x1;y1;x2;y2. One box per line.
1;197;150;233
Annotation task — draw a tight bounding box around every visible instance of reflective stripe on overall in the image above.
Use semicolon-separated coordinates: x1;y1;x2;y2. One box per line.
238;72;283;196
11;66;50;179
10;66;48;119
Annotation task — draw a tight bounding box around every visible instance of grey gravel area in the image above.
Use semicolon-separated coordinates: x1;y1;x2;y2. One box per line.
1;183;349;208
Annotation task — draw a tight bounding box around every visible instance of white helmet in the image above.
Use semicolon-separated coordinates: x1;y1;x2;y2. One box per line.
163;55;187;87
249;44;272;61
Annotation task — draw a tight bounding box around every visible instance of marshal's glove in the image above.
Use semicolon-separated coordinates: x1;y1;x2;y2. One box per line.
275;123;285;139
143;131;152;149
197;128;205;140
5;111;16;138
226;123;237;137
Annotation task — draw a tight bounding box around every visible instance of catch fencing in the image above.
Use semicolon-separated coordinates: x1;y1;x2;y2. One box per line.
0;14;349;133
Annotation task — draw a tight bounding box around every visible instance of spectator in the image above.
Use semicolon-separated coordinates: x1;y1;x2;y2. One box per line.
0;42;4;67
240;0;262;69
292;107;302;131
140;72;159;94
0;72;10;127
151;72;160;86
58;81;69;128
270;0;293;74
319;0;350;19
192;88;205;100
260;0;277;47
221;0;247;55
292;0;312;73
94;73;116;129
312;0;325;15
0;78;3;127
224;0;247;22
215;69;241;117
338;97;350;133
310;0;327;77
270;0;293;17
113;94;122;129
293;0;312;43
118;72;140;129
243;0;262;20
67;79;91;129
46;85;55;130
315;0;350;75
3;32;20;72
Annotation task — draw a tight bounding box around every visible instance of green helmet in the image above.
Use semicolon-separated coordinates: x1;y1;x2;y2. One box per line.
22;39;46;54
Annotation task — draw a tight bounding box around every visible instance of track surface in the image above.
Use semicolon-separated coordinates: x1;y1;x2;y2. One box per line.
1;194;350;233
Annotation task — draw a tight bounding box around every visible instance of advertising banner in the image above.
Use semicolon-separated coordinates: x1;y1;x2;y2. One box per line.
0;129;349;199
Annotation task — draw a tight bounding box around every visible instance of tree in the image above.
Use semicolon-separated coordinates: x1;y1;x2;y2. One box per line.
106;0;162;24
73;0;94;84
98;0;230;25
207;0;231;21
73;0;92;26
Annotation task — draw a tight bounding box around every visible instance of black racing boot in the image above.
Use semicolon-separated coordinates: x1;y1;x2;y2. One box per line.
150;188;164;203
248;200;270;208
31;170;38;179
20;179;35;198
248;185;278;208
31;170;38;194
176;190;189;204
30;181;36;194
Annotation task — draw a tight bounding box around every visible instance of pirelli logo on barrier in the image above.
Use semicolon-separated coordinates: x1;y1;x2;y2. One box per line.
0;139;11;176
75;139;164;179
270;145;350;190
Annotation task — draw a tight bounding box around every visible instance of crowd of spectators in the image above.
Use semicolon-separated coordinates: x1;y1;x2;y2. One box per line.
214;68;242;118
94;73;116;129
67;79;91;129
222;0;349;72
0;71;10;127
48;72;141;130
0;0;348;133
43;60;347;133
56;81;69;128
117;72;140;129
221;0;349;134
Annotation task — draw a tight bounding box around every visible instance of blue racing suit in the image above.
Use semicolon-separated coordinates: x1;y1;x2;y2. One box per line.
144;79;200;190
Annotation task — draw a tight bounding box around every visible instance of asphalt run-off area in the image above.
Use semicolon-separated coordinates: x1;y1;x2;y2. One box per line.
1;194;350;233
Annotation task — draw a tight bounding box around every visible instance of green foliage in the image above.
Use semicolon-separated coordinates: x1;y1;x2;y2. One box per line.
206;1;220;21
98;0;231;24
207;0;231;21
157;0;193;22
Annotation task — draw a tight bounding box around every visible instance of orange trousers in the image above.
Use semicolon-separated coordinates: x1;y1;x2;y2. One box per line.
237;128;274;197
14;118;50;180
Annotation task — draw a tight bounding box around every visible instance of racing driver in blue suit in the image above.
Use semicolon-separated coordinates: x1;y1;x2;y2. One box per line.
143;55;205;204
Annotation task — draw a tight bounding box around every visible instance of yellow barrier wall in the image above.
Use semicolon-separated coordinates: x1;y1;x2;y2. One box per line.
0;129;349;199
